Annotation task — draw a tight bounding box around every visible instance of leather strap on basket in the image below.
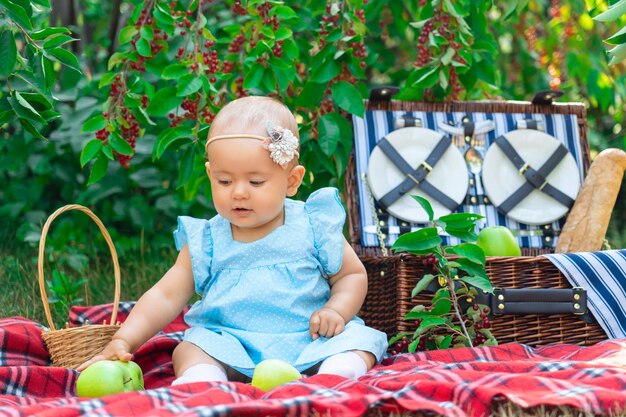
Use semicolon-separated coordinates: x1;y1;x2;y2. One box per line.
376;135;459;211
493;135;575;214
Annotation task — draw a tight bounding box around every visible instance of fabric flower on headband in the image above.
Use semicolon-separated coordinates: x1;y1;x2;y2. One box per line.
205;124;299;168
262;124;299;168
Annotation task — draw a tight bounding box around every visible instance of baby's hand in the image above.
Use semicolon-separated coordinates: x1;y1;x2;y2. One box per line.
76;338;133;371
309;308;345;340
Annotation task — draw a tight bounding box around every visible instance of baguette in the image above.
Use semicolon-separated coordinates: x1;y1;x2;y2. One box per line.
556;148;626;253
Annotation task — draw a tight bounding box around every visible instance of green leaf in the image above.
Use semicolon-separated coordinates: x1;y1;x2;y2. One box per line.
318;112;347;156
609;43;626;66
177;145;195;189
0;109;13;124
606;25;626;45
155;125;193;159
244;64;265;90
118;26;138;45
82;114;106;132
39;53;55;89
413;66;439;88
439;334;453;349
43;47;82;73
161;63;188;79
19;118;45;139
140;25;154;41
416;316;448;332
441;47;455;66
331;81;365;117
98;72;117;88
80;139;103;167
136;37;152;57
296;81;325;108
274;27;292;41
0;0;32;30
408;338;420;353
10;92;46;123
10;0;31;16
593;0;626;22
391;227;442;254
410;274;435;298
446;243;485;265
30;0;50;7
455;258;488;279
109;132;134;156
411;195;434;222
439;212;484;230
459;275;494;294
146;87;184;116
43;34;75;49
30;27;70;40
272;4;298;19
431;288;452;315
310;57;341;83
177;74;202;96
0;30;17;76
87;154;109;185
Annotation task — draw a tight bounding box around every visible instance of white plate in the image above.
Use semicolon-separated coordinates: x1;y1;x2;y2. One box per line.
481;129;581;225
367;127;469;223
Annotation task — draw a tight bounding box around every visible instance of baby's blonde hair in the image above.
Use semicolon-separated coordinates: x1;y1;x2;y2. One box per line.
207;96;299;142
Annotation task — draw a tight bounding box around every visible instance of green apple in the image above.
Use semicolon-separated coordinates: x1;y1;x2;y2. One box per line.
251;359;302;391
76;360;144;397
476;226;522;256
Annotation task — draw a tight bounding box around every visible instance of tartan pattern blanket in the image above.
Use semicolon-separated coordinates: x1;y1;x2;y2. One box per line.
1;303;626;417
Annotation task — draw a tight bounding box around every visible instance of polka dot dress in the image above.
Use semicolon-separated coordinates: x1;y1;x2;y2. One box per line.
173;187;388;377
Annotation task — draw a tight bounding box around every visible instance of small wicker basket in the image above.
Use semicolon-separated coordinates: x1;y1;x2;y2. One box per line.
38;204;121;369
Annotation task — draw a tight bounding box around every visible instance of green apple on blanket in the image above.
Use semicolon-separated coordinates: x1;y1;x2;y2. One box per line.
76;360;144;397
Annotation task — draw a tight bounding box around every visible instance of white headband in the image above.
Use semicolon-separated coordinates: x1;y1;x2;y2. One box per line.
206;125;299;168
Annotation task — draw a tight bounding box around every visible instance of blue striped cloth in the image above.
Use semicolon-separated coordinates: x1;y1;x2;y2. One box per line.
352;110;584;249
544;250;626;338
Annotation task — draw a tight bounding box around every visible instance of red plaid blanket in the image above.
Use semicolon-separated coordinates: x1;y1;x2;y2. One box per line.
1;303;626;417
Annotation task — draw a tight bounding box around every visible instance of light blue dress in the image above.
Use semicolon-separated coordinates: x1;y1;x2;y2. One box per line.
173;187;388;378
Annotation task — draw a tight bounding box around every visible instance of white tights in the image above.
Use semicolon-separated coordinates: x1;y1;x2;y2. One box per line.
171;351;369;385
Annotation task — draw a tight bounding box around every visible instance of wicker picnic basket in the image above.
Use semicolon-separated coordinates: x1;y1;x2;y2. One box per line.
348;98;608;347
38;205;121;369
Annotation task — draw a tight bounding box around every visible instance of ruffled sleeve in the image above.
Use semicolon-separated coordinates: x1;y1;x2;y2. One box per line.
173;216;213;294
304;187;346;275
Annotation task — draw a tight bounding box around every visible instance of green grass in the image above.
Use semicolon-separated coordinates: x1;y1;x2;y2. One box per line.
0;228;176;328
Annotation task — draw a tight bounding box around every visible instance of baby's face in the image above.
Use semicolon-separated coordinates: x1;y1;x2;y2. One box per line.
206;137;298;241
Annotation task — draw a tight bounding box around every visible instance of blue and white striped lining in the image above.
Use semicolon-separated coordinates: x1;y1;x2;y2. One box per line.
544;250;626;338
352;110;584;249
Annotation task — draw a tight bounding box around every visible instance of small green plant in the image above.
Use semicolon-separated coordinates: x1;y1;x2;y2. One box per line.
46;269;86;316
388;196;497;354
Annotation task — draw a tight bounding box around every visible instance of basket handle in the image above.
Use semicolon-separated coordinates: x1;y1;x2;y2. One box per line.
38;204;120;331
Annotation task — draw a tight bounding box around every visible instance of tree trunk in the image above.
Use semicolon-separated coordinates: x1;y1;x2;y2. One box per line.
108;0;124;59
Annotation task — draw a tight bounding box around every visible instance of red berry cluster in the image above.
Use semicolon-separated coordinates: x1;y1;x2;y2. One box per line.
229;34;245;53
421;253;438;271
233;0;246;16
319;1;341;47
109;74;124;98
95;126;109;142
379;5;392;43
414;8;464;99
256;2;279;30
389;337;410;356
471;304;491;345
181;97;199;120
117;107;139;169
273;40;284;58
234;76;247;98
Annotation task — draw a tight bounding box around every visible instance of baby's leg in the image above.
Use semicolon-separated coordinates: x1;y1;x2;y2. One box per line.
317;350;376;379
171;341;228;385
